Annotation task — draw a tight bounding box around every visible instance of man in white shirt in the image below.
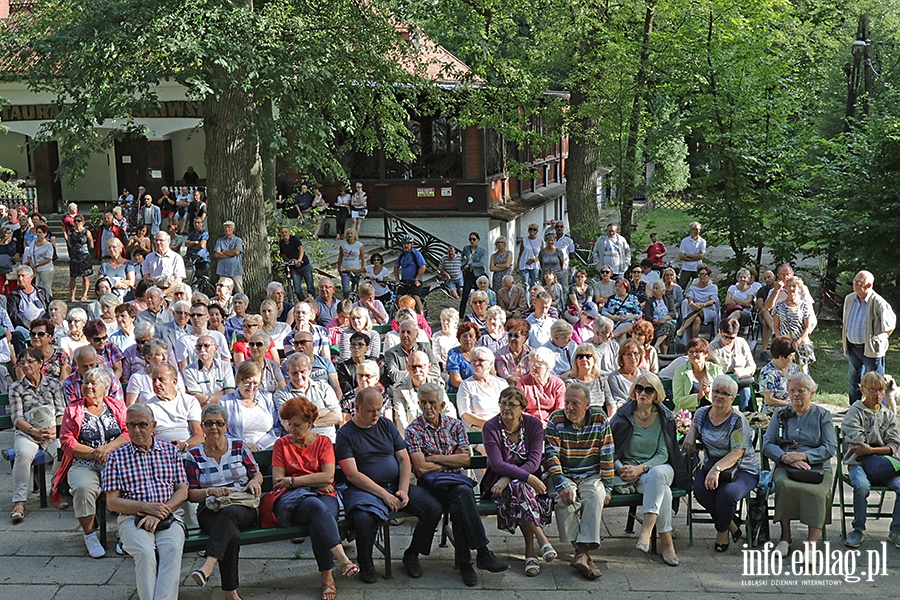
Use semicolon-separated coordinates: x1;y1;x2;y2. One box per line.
553;222;576;289
183;335;236;408
142;231;186;290
174;303;230;372
273;353;342;442
677;222;706;289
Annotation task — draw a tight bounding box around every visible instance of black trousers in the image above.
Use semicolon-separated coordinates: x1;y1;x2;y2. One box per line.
459;270;478;314
348;484;442;567
421;481;490;566
197;504;257;591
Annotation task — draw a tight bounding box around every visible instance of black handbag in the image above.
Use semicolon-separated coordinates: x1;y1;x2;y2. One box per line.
134;513;177;531
778;408;825;484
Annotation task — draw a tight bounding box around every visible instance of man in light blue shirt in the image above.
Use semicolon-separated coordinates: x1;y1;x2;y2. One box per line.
842;270;896;402
214;221;244;294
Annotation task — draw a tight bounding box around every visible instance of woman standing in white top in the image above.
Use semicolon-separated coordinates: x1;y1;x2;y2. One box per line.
334;185;352;240
337;228;365;300
350;182;367;236
518;224;543;301
23;224;55;291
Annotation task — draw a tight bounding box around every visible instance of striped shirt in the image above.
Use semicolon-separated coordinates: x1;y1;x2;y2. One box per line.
544;407;615;492
184;439;259;490
846;294;868;345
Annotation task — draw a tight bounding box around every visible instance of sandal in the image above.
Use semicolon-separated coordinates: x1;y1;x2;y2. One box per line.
11;502;25;523
341;561;359;578
586;557;603;579
571;557;595;580
540;543;557;563
525;557;540;577
321;581;337;600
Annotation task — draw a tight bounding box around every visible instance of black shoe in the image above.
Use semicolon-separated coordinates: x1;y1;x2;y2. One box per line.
732;527;743;543
403;551;423;578
459;563;478;587
475;549;509;573
359;563;377;583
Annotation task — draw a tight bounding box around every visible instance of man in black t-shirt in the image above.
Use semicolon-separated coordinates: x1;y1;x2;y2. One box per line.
278;226;314;301
335;388;443;583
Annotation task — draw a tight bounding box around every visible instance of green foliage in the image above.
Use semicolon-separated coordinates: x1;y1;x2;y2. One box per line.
86;205;104;232
646;95;689;199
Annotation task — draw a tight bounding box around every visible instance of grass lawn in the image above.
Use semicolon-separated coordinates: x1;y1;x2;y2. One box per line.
633;208;695;250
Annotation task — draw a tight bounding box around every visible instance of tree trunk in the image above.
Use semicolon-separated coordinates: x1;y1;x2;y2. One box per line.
619;4;655;243
259;99;277;204
565;89;602;247
204;79;269;308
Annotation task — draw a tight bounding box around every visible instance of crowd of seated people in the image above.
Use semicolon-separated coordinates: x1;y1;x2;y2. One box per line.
5;213;896;600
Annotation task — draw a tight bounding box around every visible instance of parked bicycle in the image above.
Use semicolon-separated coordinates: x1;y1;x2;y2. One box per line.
273;261;298;303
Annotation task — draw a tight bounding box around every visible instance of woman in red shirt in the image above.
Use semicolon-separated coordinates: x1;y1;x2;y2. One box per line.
516;346;566;426
271;397;358;600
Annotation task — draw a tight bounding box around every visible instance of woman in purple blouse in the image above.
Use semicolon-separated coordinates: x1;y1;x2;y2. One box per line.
481;386;556;577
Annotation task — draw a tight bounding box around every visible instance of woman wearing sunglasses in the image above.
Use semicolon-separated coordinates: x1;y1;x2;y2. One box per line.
241;332;286;394
185;403;263;599
27;317;72;381
563;343;614;417
610;373;689;565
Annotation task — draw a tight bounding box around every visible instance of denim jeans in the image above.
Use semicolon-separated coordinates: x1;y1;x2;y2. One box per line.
848;464;900;533
847;343;884;403
520;269;539;303
289;264;314;301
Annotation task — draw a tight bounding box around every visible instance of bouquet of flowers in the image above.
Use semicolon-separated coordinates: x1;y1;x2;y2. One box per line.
675;409;692;439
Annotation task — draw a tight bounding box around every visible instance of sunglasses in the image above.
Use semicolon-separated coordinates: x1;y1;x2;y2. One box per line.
633;384;656;396
31;331;50;338
575;354;593;360
202;420;226;428
350;343;368;348
126;421;152;430
92;336;108;342
196;343;214;349
248;341;266;348
507;333;522;339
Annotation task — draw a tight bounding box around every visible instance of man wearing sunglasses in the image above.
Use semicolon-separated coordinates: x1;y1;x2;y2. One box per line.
103;403;188;600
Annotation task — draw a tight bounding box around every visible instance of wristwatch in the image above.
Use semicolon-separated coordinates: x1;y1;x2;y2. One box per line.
642;464;649;474
713;465;722;473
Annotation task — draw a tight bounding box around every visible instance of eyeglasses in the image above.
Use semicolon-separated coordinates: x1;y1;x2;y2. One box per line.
499;402;522;409
66;318;83;324
126;422;152;430
295;339;312;345
242;323;259;329
507;333;522;339
19;359;41;365
622;352;641;358
174;310;190;315
528;228;538;232
633;384;656;396
350;343;368;348
575;354;593;360
472;300;486;304
31;331;50;338
136;339;147;345
711;389;732;397
472;358;490;364
92;336;108;342
202;420;226;428
248;341;266;348
240;381;261;388
861;387;885;393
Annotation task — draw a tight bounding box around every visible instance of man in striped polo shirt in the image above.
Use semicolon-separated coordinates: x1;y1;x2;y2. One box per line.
544;382;615;580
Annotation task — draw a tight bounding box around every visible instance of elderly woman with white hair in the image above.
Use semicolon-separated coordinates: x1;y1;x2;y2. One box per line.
59;307;90;356
53;367;130;557
763;372;836;556
465;289;491;334
477;305;508;353
96;293;122;336
516;346;566;426
431;308;460;369
683;374;760;553
266;280;295;324
544;319;577;376
242;331;286;394
457;346;507;430
338;306;381;360
215;276;236;317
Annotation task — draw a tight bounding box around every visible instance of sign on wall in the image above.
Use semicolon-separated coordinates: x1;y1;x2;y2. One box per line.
0;101;205;122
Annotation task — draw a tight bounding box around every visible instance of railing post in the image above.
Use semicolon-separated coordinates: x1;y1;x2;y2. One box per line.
383;211;389;249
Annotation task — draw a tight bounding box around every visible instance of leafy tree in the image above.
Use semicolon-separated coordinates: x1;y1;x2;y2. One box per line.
9;0;429;304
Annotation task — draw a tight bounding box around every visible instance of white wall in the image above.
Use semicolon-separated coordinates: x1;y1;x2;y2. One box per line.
0;131;30;177
170;128;206;181
60;144;113;201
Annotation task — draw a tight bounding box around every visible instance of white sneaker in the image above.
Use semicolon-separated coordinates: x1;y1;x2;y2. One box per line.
774;540;790;557
84;532;106;558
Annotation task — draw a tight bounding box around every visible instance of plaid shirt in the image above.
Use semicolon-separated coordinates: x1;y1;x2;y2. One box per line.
184;439;259;490
63;368;124;405
102;438;187;503
68;344;123;372
405;414;469;474
9;376;66;425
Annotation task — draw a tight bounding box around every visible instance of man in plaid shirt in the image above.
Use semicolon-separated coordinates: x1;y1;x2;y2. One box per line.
405;383;508;586
102;403;187;600
64;346;124;405
543;382;615;580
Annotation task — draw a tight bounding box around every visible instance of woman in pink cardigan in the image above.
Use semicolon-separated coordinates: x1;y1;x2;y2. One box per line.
53;367;129;558
516;346;566;426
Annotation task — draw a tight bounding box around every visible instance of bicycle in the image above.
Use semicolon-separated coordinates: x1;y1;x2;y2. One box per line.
340;270;362;303
273;261;297;303
187;256;215;297
815;273;844;317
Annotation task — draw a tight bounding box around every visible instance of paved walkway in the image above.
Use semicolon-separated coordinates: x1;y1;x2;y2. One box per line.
2;426;898;598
